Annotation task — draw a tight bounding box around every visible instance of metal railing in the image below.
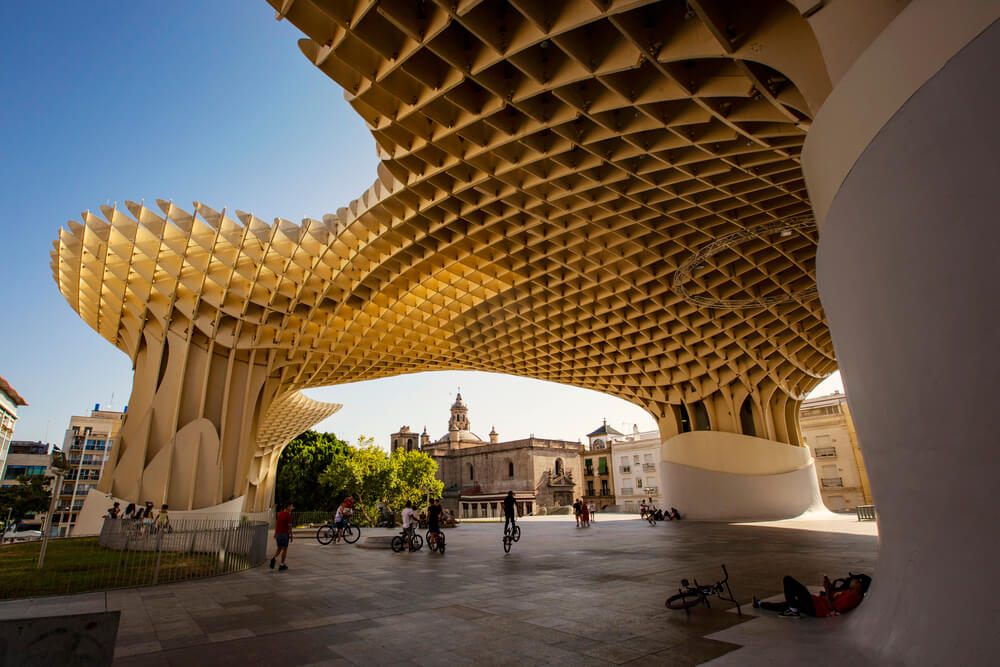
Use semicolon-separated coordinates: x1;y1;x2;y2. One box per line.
619;466;631;473
643;463;656;472
0;516;268;600
856;505;876;521
821;477;844;488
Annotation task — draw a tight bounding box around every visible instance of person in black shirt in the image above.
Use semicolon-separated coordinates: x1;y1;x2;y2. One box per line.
503;491;517;534
427;498;443;537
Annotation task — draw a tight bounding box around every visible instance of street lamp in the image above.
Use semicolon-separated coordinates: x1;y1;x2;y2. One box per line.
38;451;72;569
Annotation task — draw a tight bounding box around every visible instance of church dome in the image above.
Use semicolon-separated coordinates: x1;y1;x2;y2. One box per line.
436;429;485;444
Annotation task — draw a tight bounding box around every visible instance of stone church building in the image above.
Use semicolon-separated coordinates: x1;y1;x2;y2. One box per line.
391;393;583;518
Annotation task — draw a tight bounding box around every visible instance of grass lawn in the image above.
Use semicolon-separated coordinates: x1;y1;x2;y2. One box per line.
0;537;233;599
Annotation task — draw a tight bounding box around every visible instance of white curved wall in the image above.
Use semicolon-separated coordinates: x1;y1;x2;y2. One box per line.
809;5;1000;664
659;431;827;521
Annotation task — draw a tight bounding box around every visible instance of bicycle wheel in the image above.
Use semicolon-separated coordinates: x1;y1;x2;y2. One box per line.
391;536;404;552
502;536;511;553
438;538;445;555
648;515;656;525
342;524;360;544
426;532;437;552
410;533;424;551
512;525;521;542
665;589;705;610
316;525;335;545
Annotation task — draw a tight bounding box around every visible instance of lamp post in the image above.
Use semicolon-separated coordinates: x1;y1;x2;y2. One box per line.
38;451;71;569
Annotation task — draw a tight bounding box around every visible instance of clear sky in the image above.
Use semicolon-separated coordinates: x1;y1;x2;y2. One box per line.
0;2;843;451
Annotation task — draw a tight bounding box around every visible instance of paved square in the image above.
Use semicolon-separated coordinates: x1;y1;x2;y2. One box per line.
0;515;877;666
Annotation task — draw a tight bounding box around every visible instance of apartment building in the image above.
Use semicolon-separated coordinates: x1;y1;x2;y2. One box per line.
0;376;27;478
1;441;55;530
799;391;872;511
53;405;125;536
610;426;663;512
581;420;619;510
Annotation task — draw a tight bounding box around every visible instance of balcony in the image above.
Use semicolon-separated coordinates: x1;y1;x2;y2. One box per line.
821;477;844;488
619;466;631;473
643;463;656;472
584;468;594;476
814;447;837;458
645;487;659;495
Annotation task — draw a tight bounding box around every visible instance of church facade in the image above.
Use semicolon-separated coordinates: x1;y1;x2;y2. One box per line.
391;394;583;518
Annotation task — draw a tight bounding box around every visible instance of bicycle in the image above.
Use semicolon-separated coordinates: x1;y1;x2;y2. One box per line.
501;522;521;553
391;526;423;552
426;529;446;554
665;564;742;616
316;519;361;545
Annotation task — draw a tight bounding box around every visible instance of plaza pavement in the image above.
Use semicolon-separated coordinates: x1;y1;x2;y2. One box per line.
0;514;878;666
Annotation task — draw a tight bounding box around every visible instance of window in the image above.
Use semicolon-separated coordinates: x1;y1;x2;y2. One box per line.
587;481;595;495
814;447;837;458
600;480;609;495
643;454;652;463
469;465;474;481
636;478;643;488
585;458;593;475
821;464;838;476
508;461;514;477
555;458;564;476
633;455;640;463
593;439;605;449
598;457;608;474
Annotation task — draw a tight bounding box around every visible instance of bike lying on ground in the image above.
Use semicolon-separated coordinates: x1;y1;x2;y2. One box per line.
426;529;446;554
665;564;742;616
316;519;361;545
501;523;521;553
391;527;423;552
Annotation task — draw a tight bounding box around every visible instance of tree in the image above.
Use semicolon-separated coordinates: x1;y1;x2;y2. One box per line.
317;440;443;525
275;431;349;511
391;448;444;509
0;475;52;527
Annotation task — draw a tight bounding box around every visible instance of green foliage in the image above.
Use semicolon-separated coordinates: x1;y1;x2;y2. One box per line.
275;431;349;512
0;475;52;527
317;439;443;525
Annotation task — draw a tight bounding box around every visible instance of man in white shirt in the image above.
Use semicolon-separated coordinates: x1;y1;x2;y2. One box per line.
401;500;418;550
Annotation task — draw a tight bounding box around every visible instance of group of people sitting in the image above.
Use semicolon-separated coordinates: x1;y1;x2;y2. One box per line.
416;506;458;529
105;501;171;532
641;501;681;521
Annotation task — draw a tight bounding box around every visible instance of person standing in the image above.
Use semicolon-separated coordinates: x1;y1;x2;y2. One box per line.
270;502;294;570
588;502;596;523
573;498;582;527
581;501;590;527
502;491;517;535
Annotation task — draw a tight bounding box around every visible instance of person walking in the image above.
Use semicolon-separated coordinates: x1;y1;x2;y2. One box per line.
502;491;517;536
270;502;294;571
581;501;590;527
573;498;582;527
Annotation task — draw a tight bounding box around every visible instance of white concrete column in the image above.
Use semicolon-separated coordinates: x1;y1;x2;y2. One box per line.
807;5;1000;664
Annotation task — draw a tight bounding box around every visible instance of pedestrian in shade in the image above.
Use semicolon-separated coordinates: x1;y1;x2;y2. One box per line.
270;502;294;571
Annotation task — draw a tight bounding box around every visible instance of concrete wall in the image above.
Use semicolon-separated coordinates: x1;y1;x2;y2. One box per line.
806;3;1000;663
659;431;827;520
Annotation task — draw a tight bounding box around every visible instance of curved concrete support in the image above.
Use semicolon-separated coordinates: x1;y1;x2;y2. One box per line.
810;6;1000;664
660;431;826;520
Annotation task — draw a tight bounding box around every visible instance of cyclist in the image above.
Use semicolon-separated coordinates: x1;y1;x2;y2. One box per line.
427;498;443;547
401;500;418;550
333;497;354;544
503;490;517;535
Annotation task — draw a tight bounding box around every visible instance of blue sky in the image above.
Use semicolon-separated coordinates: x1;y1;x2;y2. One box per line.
0;2;842;450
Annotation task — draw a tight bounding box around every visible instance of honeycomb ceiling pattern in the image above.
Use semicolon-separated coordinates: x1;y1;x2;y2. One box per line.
52;0;836;426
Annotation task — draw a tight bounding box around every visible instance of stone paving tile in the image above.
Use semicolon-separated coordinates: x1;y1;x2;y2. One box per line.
13;517;878;667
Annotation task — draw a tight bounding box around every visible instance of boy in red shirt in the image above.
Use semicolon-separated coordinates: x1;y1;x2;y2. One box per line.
270;502;294;571
756;574;867;617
